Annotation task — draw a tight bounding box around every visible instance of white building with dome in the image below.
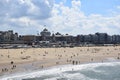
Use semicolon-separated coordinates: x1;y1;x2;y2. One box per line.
40;28;51;37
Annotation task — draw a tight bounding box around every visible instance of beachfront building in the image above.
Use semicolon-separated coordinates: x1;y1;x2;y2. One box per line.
52;32;74;44
0;30;18;43
76;35;84;43
13;33;19;41
2;30;13;42
40;28;51;37
0;29;120;46
76;33;111;44
91;34;99;44
84;35;92;43
95;33;108;44
84;34;98;44
112;35;120;44
0;31;4;42
40;28;51;41
20;35;36;45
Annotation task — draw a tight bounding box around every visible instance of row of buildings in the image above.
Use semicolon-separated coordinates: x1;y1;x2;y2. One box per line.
0;30;18;42
0;29;120;46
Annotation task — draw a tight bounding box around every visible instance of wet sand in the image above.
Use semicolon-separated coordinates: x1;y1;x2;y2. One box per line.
0;46;120;76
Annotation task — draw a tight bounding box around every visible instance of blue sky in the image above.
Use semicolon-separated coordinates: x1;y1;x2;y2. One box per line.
81;0;120;16
56;0;120;16
0;0;120;35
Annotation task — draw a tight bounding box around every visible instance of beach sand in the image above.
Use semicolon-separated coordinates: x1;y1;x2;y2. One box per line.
0;46;120;75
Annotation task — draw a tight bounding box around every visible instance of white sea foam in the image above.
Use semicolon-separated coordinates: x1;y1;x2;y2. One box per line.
1;62;120;80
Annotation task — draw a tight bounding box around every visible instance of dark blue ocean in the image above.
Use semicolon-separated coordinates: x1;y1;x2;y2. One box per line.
1;62;120;80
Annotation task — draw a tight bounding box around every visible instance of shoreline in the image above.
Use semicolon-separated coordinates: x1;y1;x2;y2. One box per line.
1;61;120;80
0;46;120;77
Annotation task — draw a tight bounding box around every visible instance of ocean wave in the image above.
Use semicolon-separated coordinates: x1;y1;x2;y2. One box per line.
1;62;120;80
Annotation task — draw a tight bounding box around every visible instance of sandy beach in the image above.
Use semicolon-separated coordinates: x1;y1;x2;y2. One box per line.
0;46;120;76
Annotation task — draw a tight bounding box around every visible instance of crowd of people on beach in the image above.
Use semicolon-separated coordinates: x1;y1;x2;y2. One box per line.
1;61;16;74
0;46;120;75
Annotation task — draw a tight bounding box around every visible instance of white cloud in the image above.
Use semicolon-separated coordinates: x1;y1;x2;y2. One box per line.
0;0;120;35
48;0;120;35
0;0;54;34
117;6;120;9
72;0;81;10
0;0;53;19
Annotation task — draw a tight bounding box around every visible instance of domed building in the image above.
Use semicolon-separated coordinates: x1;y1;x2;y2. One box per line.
40;28;51;41
40;28;51;37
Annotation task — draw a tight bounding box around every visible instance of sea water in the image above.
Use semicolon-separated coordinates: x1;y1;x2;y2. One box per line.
1;62;120;80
